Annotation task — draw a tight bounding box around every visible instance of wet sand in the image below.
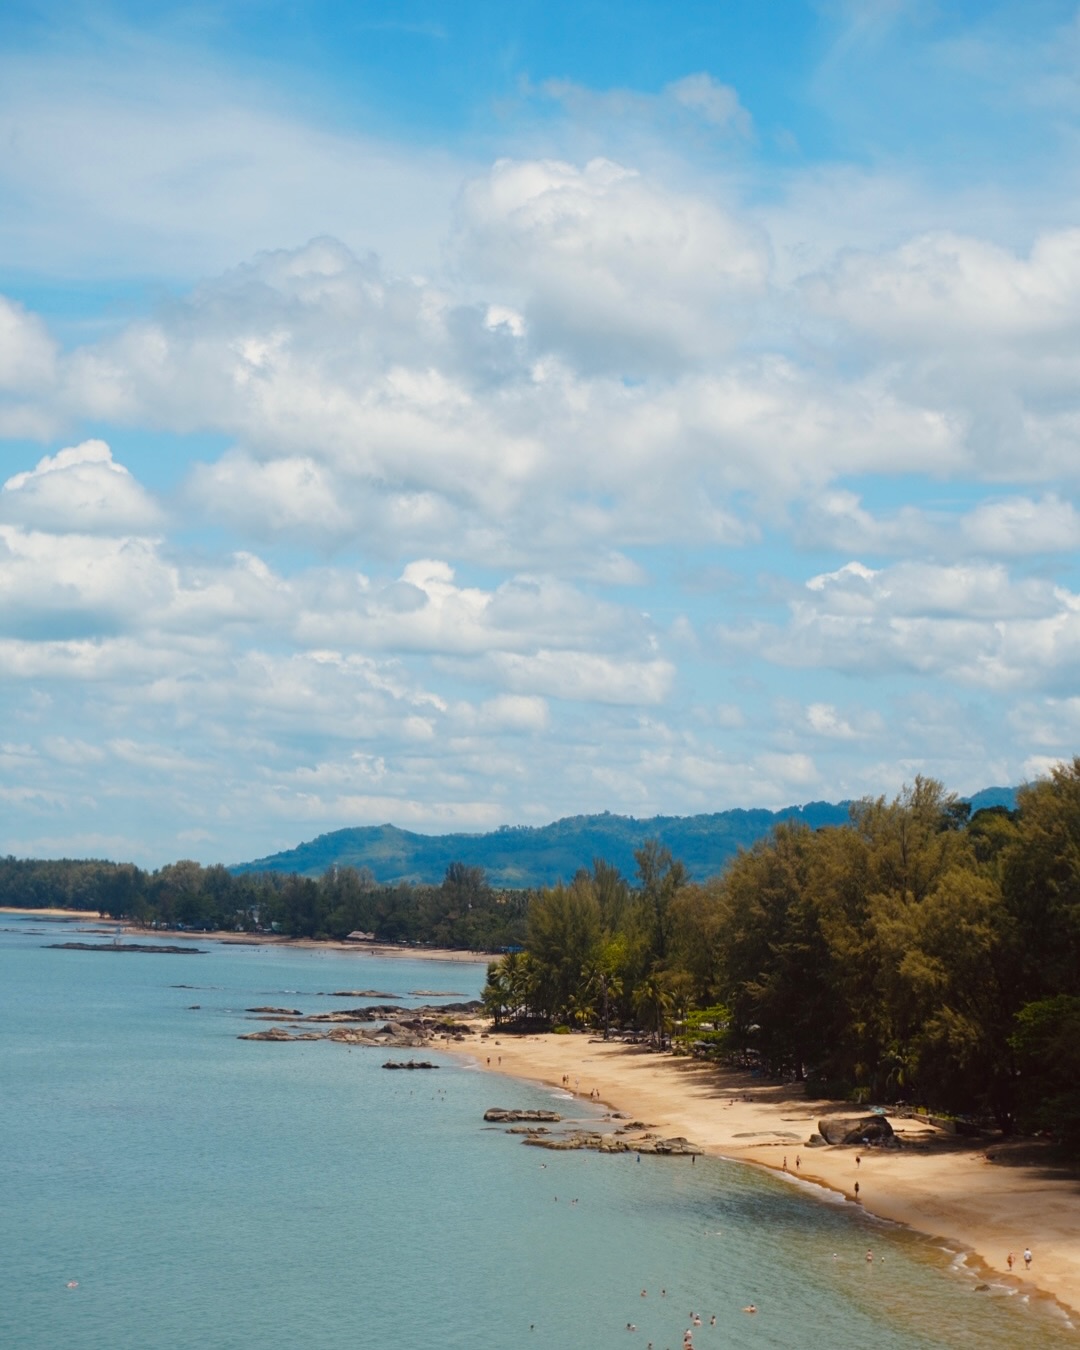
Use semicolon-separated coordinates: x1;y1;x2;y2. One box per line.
456;1029;1080;1319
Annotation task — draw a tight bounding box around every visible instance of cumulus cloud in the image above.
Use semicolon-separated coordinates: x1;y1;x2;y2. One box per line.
452;156;768;371
805;229;1080;348
736;559;1080;690
2;440;162;534
26;234;980;566
798;489;1080;558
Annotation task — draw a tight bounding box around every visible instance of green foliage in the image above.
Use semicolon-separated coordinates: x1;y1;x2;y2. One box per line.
0;856;529;952
15;769;1080;1140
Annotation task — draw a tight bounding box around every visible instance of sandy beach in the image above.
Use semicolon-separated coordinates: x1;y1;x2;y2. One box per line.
458;1029;1080;1321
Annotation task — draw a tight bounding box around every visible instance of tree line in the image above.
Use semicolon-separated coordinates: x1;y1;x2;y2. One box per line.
0;856;530;953
7;762;1080;1143
482;764;1080;1148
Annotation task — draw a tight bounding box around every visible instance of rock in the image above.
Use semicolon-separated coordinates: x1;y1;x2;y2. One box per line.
46;941;204;954
633;1136;702;1155
382;1060;439;1070
520;1131;702;1156
246;1006;302;1015
328;990;401;999
238;1027;323;1042
484;1108;562;1123
506;1126;550;1134
818;1115;896;1146
522;1131;605;1151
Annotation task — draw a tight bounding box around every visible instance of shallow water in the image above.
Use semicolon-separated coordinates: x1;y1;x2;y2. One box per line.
1;914;1074;1348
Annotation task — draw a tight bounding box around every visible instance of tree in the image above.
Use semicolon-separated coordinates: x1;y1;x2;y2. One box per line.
634;840;686;968
527;877;601;1023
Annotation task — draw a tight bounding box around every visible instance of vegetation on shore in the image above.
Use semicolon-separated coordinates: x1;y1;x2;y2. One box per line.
0;856;529;952
3;765;1077;1144
480;763;1080;1150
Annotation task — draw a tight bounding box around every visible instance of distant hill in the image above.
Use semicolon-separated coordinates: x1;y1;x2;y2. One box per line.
233;788;1019;889
231;803;851;887
966;785;1019;813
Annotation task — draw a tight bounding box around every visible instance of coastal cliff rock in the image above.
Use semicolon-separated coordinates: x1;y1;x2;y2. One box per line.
484;1108;562;1123
818;1115;896;1146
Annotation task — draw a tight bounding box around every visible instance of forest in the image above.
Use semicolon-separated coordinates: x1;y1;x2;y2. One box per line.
4;762;1080;1145
0;855;529;952
481;763;1080;1149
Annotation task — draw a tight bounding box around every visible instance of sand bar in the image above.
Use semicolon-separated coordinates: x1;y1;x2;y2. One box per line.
455;1029;1080;1319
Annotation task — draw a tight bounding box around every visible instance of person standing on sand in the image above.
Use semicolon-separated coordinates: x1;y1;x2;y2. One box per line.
1024;1247;1032;1268
855;1154;861;1168
854;1181;860;1201
1007;1252;1014;1270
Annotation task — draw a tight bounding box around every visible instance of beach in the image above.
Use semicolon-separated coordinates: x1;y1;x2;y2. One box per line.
459;1029;1080;1321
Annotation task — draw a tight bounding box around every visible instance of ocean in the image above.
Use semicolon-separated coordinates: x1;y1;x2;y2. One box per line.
1;912;1074;1349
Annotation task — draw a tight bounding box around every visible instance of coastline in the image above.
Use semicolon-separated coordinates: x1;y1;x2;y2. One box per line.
452;1028;1080;1321
0;908;493;963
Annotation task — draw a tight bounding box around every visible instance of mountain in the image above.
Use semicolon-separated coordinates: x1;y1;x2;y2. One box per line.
231;801;849;887
233;788;1019;890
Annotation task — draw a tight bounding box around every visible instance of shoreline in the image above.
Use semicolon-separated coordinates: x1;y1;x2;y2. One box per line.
450;1028;1080;1322
0;908;493;963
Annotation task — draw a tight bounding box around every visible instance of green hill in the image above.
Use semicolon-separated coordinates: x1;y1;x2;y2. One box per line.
232;787;1019;888
230;802;847;887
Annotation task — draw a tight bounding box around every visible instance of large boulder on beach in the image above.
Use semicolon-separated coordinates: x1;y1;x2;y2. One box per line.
818;1114;895;1146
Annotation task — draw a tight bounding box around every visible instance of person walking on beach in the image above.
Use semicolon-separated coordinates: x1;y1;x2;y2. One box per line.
1007;1252;1014;1271
1024;1247;1032;1269
854;1181;860;1201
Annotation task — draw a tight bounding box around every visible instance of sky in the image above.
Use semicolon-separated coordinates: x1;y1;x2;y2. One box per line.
3;0;1080;867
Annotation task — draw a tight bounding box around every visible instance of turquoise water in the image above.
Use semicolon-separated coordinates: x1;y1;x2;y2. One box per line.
1;915;1074;1349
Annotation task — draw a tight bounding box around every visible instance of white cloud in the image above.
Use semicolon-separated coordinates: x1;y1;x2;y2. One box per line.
805;228;1080;348
799;489;1080;558
739;559;1080;690
805;703;860;739
666;74;753;134
452;157;768;371
0;296;57;391
2;440;162;534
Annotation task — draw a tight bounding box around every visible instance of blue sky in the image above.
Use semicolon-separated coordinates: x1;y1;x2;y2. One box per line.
2;0;1080;866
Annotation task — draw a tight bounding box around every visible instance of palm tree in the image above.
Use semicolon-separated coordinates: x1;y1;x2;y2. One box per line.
634;973;675;1049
